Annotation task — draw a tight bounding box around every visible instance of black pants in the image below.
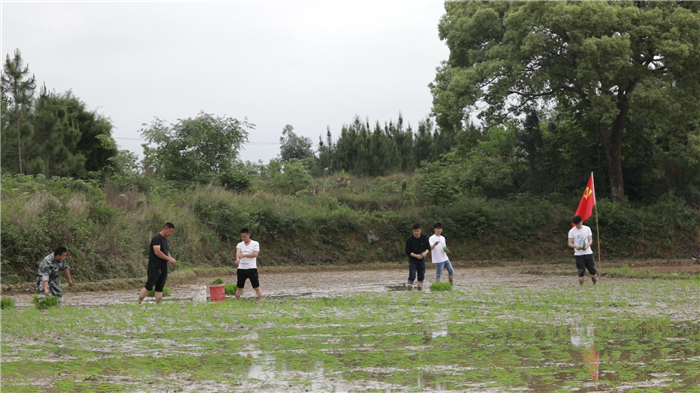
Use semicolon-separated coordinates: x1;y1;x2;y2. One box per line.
145;266;168;292
408;260;425;284
575;254;597;277
237;268;260;288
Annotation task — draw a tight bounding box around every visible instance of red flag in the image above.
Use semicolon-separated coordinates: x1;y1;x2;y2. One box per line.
573;173;596;226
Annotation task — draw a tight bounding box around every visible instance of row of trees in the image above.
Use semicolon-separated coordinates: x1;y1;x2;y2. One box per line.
4;0;700;206
1;50;117;178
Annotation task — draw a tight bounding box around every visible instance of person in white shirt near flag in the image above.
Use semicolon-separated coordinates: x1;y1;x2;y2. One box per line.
235;228;262;300
429;221;454;284
568;215;598;285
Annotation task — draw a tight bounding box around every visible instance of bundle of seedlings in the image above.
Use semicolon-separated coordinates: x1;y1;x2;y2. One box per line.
147;287;172;297
32;295;59;309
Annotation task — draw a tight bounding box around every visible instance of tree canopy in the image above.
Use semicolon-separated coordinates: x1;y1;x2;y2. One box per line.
141;111;252;183
279;124;314;162
431;1;700;202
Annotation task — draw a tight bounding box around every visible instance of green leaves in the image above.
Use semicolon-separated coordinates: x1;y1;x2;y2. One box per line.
141;111;253;184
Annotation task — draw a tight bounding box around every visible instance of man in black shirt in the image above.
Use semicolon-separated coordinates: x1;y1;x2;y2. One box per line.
405;223;430;290
138;222;176;304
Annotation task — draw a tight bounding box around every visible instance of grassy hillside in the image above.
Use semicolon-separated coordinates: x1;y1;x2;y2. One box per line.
1;173;698;284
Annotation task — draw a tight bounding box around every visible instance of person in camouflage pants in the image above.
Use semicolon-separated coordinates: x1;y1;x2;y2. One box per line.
36;246;73;301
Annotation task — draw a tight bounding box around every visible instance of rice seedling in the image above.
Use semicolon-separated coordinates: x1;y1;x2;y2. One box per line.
1;297;15;309
430;282;452;291
31;295;59;309
211;278;224;285
224;284;237;294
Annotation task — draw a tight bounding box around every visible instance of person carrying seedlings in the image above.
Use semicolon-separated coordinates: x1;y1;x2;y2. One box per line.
235;228;262;300
430;221;454;284
405;223;430;290
568;215;598;285
138;222;176;304
36;246;73;303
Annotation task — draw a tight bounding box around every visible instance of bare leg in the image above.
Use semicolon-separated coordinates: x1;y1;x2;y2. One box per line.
235;287;243;300
448;276;454;284
591;274;598;285
578;277;585;286
254;287;263;301
155;291;163;303
406;284;413;290
138;288;149;304
417;282;423;291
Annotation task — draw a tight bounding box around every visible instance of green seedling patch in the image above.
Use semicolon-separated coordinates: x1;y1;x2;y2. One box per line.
1;297;15;309
146;287;171;297
430;282;453;291
224;284;237;294
31;295;59;309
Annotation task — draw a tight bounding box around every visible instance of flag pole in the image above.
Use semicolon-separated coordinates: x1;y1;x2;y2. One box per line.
592;172;601;271
595;203;601;269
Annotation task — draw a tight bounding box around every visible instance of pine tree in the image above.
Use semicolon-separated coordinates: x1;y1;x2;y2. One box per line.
1;49;36;174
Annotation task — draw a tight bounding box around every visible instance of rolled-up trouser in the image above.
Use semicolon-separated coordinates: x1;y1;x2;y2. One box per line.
408;260;425;284
435;260;455;280
575;254;597;277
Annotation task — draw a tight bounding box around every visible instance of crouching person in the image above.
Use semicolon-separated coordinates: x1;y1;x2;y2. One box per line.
36;246;73;303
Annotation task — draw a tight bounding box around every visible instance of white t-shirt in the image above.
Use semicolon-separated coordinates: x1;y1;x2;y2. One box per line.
568;225;593;256
429;234;448;263
236;240;260;269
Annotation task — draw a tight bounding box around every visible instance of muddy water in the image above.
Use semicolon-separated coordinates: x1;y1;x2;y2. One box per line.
3;268;580;307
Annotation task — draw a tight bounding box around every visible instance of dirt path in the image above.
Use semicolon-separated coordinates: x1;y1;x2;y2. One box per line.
3;267;582;307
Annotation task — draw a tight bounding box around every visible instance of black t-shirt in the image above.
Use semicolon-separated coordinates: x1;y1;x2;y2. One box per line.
405;234;430;263
148;233;170;269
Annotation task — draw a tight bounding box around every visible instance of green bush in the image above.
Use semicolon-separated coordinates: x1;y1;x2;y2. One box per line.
220;167;251;191
147;287;171;297
1;298;15;309
32;295;59;309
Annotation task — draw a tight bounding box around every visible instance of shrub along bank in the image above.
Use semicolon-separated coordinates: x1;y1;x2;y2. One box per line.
1;174;698;284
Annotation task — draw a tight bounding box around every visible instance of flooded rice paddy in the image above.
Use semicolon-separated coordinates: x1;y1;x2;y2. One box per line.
2;268;700;392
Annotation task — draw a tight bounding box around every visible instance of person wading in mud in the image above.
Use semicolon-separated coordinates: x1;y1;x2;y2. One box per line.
235;228;262;301
568;215;598;285
430;221;454;284
405;223;430;290
138;222;176;304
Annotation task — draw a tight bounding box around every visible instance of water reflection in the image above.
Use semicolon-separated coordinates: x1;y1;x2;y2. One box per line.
422;327;449;343
569;325;599;382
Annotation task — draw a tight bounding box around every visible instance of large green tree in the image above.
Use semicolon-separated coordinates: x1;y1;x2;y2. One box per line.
431;1;700;202
1;49;36;174
141;111;252;183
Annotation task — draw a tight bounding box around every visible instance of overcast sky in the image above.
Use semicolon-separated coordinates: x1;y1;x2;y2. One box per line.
2;1;449;163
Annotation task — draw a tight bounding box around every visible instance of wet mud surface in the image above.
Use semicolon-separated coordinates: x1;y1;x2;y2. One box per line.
3;267;583;307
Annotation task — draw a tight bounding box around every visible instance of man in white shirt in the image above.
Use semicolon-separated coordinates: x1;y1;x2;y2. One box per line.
568;215;598;285
429;222;454;284
235;228;262;300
